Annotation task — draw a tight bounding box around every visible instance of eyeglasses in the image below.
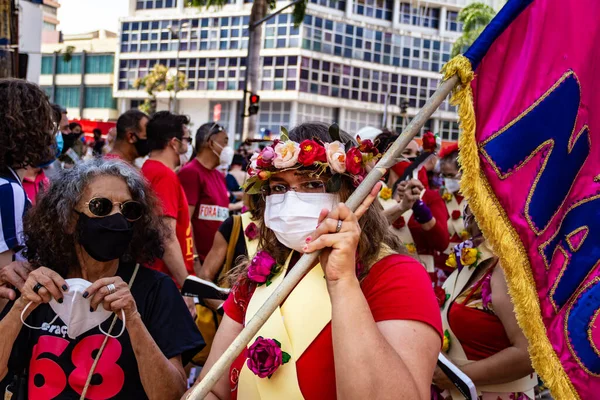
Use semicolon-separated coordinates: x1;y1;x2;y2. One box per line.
262;180;328;203
177;137;193;144
85;198;144;221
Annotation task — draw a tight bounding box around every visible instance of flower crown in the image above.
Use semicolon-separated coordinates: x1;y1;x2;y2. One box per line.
244;124;381;194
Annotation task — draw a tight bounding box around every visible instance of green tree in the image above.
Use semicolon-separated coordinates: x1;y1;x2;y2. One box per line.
133;64;187;115
189;0;308;138
451;3;496;57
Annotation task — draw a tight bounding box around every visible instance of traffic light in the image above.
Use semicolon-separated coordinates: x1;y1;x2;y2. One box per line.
248;93;260;115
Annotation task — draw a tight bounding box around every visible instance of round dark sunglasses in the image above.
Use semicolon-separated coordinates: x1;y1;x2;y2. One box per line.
85;198;143;221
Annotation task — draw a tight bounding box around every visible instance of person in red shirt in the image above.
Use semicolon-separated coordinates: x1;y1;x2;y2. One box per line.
107;109;150;164
21;166;48;206
178;122;231;263
141;111;196;315
189;122;441;399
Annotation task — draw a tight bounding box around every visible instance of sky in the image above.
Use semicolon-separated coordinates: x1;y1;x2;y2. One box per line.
57;0;129;34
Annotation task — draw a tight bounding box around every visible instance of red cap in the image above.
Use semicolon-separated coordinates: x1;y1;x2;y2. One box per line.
439;143;459;159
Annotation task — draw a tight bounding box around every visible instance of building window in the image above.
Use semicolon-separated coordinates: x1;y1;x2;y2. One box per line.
309;0;346;12
261;56;298;91
258;102;292;134
43;21;57;31
41;86;53;99
85;55;114;74
209;101;232;131
118;56;299;92
41;56;53;75
120;16;251;53
400;3;440;29
446;11;462;32
136;0;176;9
55;87;80;108
440;120;460;141
298;57;454;111
341;109;381;134
296;103;335;124
85;87;116;109
353;0;393;21
301;15;452;73
392;117;433;136
56;55;82;74
263;13;300;49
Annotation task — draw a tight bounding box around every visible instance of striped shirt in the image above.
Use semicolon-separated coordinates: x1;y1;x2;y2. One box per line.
0;169;30;253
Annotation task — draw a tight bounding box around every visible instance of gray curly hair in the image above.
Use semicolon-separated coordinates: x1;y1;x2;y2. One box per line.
24;159;166;276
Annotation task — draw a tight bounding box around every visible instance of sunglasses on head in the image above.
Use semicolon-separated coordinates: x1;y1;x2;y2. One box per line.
85;198;144;221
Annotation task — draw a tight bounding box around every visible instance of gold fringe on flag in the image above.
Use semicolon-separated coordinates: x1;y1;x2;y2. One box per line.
441;55;577;400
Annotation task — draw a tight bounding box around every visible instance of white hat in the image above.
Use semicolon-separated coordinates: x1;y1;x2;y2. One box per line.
355;126;382;142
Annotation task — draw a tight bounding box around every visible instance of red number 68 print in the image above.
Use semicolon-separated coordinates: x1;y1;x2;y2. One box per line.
29;335;125;400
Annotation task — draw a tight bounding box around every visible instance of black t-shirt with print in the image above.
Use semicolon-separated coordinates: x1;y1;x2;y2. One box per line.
0;263;205;399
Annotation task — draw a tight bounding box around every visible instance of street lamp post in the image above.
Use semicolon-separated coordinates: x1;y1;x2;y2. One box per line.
169;22;188;113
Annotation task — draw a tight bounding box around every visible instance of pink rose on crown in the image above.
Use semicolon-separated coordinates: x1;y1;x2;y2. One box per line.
273;141;300;169
247;337;291;379
247;251;278;285
325;141;347;174
257;146;276;168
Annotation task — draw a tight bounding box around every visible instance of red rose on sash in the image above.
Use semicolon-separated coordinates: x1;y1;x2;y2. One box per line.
247;337;291;379
298;140;327;166
244;222;259;240
452;210;461;220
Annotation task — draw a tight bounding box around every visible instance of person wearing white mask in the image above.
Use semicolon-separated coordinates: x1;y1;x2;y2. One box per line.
141;111;197;317
0;159;204;399
179;122;233;264
438;143;469;265
189;122;442;400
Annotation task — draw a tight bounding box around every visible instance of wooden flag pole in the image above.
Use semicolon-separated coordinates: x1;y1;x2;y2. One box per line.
186;74;460;400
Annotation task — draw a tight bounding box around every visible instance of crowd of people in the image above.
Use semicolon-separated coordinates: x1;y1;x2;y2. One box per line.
0;77;539;400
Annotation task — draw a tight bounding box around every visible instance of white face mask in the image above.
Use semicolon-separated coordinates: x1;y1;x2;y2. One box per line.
213;141;235;167
21;278;125;340
179;142;194;167
265;192;339;253
445;178;461;194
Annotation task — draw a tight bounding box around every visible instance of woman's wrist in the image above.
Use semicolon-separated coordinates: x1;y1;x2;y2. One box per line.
327;274;361;295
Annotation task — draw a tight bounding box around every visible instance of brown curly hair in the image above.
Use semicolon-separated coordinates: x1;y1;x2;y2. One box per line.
229;122;404;285
24;159;167;277
0;79;56;170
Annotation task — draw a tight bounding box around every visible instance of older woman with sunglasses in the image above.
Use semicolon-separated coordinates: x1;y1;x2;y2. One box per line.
0;159;204;399
189;123;442;400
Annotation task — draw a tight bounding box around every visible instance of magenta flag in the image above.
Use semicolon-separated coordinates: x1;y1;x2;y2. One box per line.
451;0;600;398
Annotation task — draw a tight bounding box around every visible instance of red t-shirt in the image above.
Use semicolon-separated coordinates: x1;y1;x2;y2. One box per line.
22;170;48;206
178;159;230;261
223;254;443;399
141;160;195;278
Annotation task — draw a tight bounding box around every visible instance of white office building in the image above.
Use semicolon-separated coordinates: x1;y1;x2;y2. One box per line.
115;0;499;142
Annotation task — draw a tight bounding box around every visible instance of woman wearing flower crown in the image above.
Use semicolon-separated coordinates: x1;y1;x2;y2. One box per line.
376;132;450;300
433;205;536;400
190;122;443;400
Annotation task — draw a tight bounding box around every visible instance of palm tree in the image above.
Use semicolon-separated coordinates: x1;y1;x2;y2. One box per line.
451;3;496;57
190;0;308;138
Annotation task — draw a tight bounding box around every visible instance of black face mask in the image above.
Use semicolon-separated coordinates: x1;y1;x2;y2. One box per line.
77;213;134;262
133;134;150;158
406;156;417;163
61;133;79;154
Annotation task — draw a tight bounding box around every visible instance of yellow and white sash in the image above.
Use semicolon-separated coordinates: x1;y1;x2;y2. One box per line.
440;243;537;398
241;212;260;259
444;193;465;254
237;252;331;400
